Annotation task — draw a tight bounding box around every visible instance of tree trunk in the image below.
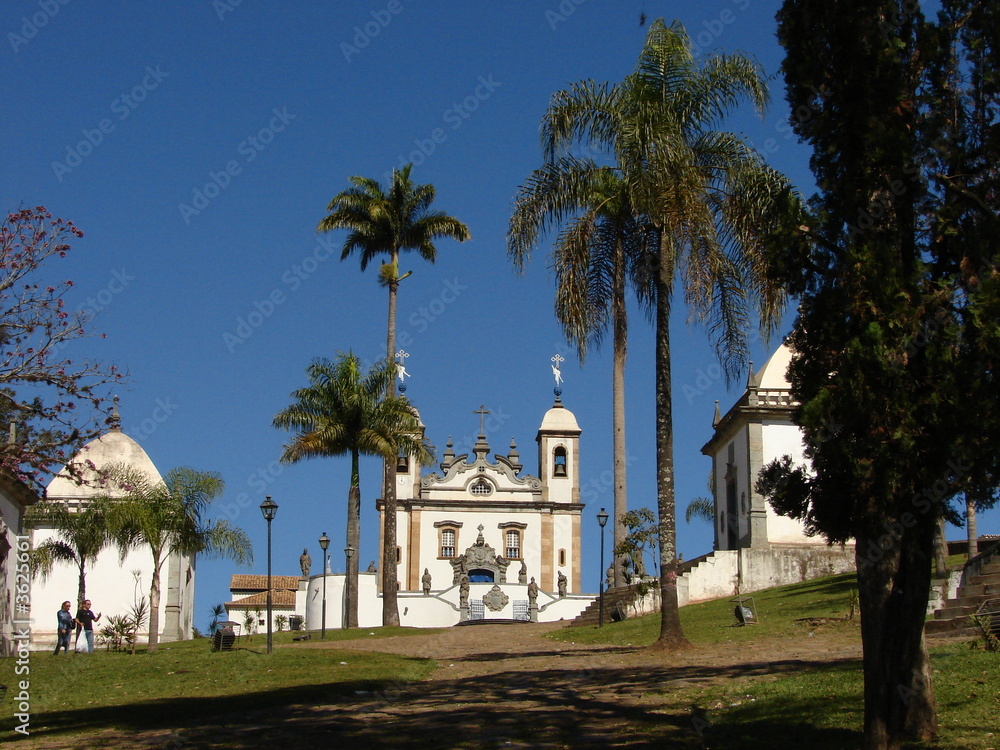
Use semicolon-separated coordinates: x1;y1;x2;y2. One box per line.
855;518;938;749
347;452;361;628
966;499;978;559
147;558;161;653
612;241;628;590
653;267;688;649
933;517;948;578
382;249;401;626
77;557;87;608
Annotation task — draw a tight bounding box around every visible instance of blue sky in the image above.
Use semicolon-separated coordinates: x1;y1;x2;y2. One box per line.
4;1;994;629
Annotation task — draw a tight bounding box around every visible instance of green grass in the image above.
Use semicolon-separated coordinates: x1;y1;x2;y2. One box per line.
0;628;435;742
553;572;860;647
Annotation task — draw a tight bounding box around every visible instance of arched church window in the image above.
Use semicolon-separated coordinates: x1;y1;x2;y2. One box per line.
505;529;521;559
396;452;409;473
553;446;568;477
440;528;456;558
470;478;493;496
396;546;401;564
559;548;566;567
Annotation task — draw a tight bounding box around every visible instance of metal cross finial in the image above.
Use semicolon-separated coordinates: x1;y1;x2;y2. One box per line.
474;404;491;435
551;354;564;386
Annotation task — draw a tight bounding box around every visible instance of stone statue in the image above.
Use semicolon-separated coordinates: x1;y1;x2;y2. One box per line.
606;565;615;589
367;560;377;573
518;561;527;585
527;576;539;605
459;574;470;607
299;548;311;577
422;567;432;596
557;570;567;598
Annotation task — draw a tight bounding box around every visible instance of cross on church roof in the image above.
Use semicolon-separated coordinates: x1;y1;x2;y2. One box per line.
474;404;491;436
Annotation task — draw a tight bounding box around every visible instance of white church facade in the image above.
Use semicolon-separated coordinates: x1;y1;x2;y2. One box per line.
228;396;595;631
27;415;197;649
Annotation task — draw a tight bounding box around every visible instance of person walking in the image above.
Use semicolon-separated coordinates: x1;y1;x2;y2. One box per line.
54;601;74;655
74;599;102;653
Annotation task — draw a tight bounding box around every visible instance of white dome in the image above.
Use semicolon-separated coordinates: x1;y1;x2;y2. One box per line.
46;429;163;499
756;342;794;390
538;403;581;433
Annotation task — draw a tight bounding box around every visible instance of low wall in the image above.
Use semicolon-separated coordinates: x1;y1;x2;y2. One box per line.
304;575;593;629
677;545;856;608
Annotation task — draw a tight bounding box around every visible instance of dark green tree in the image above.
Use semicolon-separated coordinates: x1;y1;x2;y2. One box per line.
273;353;434;628
318;166;468;625
759;2;1000;747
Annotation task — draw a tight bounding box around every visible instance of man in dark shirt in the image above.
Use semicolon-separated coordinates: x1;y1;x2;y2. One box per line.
54;601;74;655
74;599;102;653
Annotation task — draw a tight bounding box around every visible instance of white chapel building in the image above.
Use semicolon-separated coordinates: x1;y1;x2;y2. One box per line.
676;342;855;605
28;414;197;648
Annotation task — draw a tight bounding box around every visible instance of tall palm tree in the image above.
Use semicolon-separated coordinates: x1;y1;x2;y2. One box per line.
317;164;469;626
273;353;434;628
541;19;797;647
103;466;253;653
26;498;113;607
509;161;654;588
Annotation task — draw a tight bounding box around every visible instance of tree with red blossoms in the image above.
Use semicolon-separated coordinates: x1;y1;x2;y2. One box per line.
0;206;123;488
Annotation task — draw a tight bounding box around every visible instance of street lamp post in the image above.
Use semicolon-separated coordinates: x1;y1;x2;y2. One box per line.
344;545;355;629
260;496;278;654
318;532;330;639
597;507;609;628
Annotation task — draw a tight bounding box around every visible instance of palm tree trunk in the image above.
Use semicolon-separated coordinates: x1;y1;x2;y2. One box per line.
382;247;401;626
612;241;628;589
148;558;162;653
654;264;688;649
966;498;978;559
77;557;87;607
347;450;361;628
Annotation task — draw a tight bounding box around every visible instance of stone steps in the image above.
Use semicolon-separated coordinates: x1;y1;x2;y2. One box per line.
568;587;637;627
925;548;1000;638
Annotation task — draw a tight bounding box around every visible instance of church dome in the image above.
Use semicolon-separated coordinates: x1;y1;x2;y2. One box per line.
538;402;581;433
46;428;163;500
755;342;794;390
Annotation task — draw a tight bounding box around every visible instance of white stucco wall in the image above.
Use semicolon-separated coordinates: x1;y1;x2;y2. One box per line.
760;421;820;545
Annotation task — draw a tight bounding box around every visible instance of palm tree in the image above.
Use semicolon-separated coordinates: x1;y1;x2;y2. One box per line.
540;19;796;647
103;466;253;653
25;498;113;607
273;352;434;628
317;164;468;625
509;162;654;588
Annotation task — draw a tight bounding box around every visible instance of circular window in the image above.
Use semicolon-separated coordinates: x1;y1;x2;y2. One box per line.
470;478;493;496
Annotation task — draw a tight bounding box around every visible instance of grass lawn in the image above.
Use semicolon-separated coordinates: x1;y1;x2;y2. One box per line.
554;574;1000;749
0;627;435;743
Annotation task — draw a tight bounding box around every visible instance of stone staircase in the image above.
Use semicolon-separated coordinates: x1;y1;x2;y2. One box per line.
925;546;1000;638
568;586;638;627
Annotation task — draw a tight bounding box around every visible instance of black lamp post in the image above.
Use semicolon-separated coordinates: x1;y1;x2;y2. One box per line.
318;532;330;639
259;496;278;654
597;507;609;628
344;545;355;629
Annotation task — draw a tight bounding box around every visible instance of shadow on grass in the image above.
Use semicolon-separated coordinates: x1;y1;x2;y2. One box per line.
9;655;866;749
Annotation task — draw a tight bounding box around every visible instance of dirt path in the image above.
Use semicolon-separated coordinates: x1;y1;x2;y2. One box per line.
11;623;866;749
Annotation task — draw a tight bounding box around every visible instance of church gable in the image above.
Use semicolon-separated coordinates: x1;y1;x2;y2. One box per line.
419;447;542;503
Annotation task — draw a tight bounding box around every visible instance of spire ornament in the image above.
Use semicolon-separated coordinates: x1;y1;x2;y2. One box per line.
550;354;564;400
395;349;410;394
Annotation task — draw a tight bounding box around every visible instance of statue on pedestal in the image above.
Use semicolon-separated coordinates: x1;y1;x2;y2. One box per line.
518;561;527;585
422;568;432;596
527;576;539;605
459;574;470;607
557;570;567;598
299;548;311;578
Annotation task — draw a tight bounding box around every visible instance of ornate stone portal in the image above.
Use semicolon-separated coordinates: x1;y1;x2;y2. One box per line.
450;525;510;585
